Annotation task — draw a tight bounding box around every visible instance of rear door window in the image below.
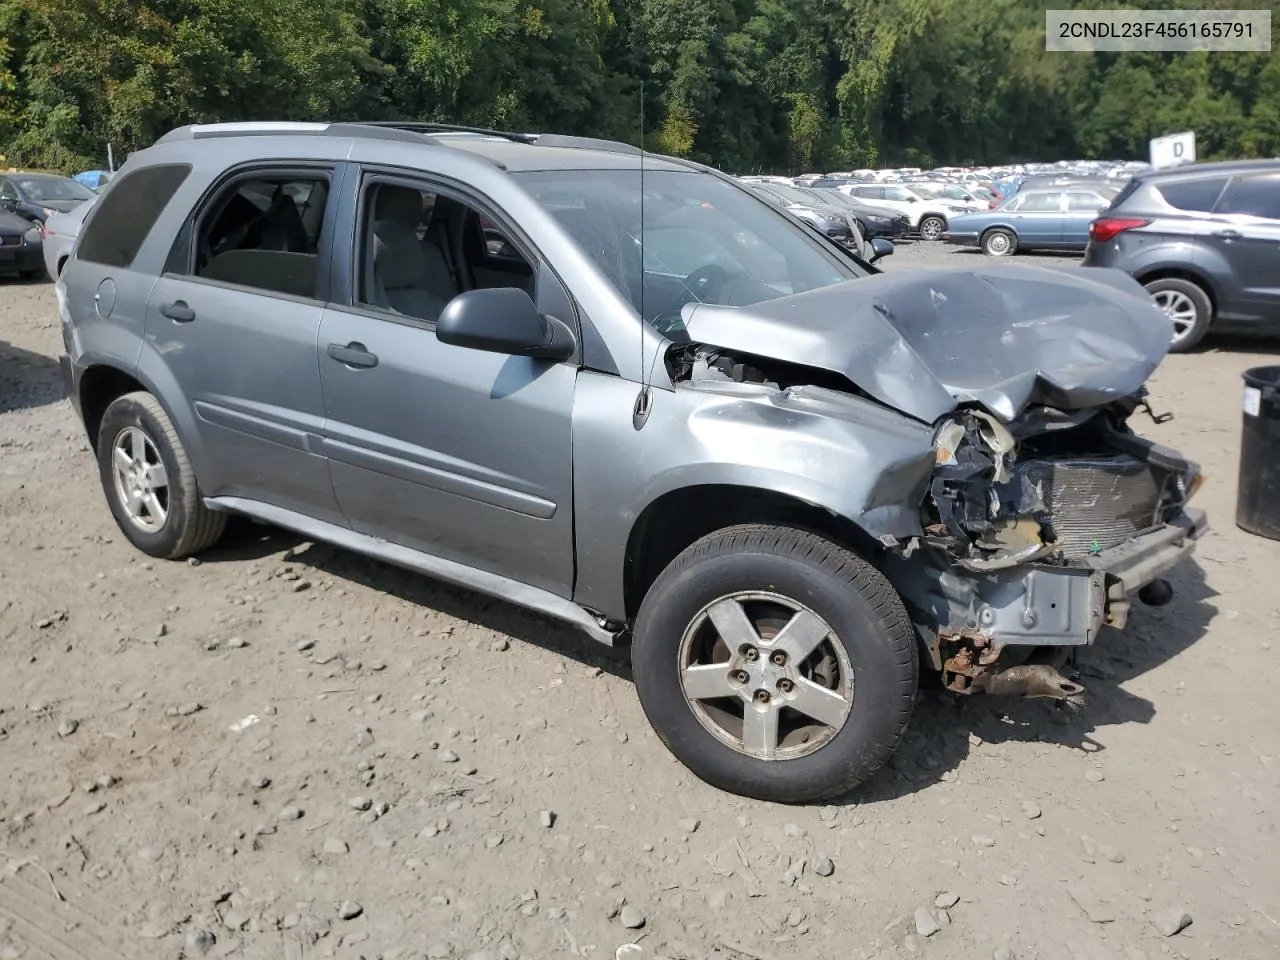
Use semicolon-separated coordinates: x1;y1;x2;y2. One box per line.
77;164;192;268
1066;192;1107;212
1156;177;1228;212
1219;173;1280;220
179;173;331;299
1019;192;1063;212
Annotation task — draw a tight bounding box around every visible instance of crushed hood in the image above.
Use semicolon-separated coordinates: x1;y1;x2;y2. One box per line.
682;264;1171;423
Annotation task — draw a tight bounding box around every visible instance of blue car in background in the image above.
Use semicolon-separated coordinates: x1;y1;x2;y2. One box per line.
73;170;114;191
941;186;1114;256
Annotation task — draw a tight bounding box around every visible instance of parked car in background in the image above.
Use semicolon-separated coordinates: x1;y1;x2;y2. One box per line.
74;170;114;191
809;188;910;238
839;183;966;240
0;171;97;224
909;181;988;212
0;207;45;279
943;187;1112;256
742;180;856;243
1083;159;1280;352
42;195;96;278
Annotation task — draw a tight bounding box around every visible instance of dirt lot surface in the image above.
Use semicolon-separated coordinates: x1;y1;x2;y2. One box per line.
2;249;1278;960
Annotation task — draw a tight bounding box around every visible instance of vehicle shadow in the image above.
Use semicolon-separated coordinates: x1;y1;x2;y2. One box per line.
951;248;1084;261
1200;334;1280;357
0;338;66;414
843;556;1218;807
197;519;1219;785
199;518;632;679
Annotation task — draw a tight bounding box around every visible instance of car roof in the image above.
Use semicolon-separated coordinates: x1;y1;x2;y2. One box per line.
1134;158;1280;181
152;122;696;174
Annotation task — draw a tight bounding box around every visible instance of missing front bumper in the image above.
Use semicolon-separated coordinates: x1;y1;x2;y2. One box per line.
892;508;1208;658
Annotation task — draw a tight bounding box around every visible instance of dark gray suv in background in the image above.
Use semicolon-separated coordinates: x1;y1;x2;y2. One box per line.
56;121;1205;802
1084;159;1280;351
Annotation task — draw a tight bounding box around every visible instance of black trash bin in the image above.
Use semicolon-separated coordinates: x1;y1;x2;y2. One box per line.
1237;365;1280;540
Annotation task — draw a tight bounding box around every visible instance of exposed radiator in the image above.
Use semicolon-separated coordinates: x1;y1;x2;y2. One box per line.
0;235;20;247
1015;456;1166;560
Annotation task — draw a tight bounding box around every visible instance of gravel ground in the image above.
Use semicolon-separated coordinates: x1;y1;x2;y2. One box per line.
1;249;1278;960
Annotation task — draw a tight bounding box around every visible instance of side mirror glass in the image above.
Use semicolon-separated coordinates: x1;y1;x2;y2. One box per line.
870;238;894;261
435;287;574;361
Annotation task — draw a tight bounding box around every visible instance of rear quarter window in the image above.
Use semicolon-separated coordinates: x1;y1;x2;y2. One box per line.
1155;177;1228;213
77;164;192;268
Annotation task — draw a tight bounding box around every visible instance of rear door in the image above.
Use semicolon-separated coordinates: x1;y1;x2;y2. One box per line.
1207;172;1280;322
142;163;345;524
1007;191;1064;247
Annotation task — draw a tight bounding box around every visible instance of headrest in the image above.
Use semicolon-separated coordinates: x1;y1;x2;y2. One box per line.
373;185;424;229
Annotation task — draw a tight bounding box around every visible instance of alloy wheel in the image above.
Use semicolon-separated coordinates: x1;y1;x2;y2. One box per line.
1152;289;1198;347
677;591;853;761
110;426;170;532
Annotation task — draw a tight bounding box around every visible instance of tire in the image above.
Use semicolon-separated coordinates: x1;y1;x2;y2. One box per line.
981;228;1017;257
1145;277;1212;353
918;215;946;241
96;391;226;559
631;524;918;803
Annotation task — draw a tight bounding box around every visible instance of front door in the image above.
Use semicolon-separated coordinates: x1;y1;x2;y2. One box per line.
317;171;577;596
1210;172;1280;322
143;165;344;524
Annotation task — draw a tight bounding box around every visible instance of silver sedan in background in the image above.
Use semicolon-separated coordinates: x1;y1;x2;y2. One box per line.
42;196;96;279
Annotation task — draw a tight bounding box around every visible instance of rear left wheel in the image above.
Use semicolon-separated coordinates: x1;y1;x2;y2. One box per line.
96;391;226;559
1146;277;1212;352
982;228;1017;257
631;524;918;803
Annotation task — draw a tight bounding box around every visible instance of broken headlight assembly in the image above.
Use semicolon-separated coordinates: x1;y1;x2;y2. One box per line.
925;406;1197;572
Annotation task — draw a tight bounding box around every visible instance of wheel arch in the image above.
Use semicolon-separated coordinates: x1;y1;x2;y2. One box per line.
1132;264;1219;312
622;484;889;623
978;223;1019;241
78;357;208;480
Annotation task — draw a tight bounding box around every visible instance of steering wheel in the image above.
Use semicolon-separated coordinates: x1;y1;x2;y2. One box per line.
684;264;730;303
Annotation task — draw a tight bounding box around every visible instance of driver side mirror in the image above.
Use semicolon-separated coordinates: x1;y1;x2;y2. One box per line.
435;287;575;362
870;238;894;262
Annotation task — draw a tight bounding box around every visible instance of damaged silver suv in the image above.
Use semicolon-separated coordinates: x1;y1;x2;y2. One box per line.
57;122;1207;802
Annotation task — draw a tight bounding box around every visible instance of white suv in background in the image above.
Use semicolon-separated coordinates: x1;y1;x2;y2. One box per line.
839;183;968;240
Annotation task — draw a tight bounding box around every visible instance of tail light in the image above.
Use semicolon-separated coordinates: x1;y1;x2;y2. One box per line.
1089;217;1149;243
988;201;997;209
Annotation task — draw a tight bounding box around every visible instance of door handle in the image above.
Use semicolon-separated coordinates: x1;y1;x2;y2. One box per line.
1214;229;1241;240
160;301;196;323
327;341;379;369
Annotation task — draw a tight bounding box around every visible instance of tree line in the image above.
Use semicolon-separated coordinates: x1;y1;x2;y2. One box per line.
2;0;1278;174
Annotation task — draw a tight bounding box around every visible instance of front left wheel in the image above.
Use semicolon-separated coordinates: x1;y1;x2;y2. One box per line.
631;525;918;803
96;391;226;559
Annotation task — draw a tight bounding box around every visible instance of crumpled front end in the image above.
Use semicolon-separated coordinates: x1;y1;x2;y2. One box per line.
883;398;1207;701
